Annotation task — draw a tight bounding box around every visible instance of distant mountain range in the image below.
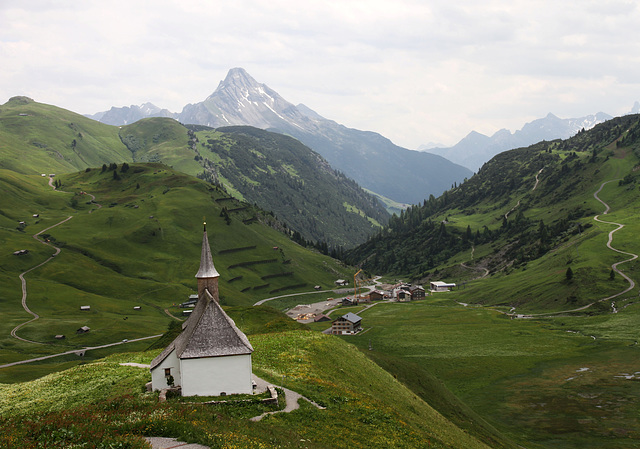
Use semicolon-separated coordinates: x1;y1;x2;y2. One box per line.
87;68;472;205
423;112;613;172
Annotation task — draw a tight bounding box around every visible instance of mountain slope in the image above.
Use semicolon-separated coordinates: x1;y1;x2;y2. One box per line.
347;114;640;312
117;119;389;247
0;96;132;174
0;165;354;372
0;98;387;248
427;112;612;172
91;67;473;205
191;125;388;247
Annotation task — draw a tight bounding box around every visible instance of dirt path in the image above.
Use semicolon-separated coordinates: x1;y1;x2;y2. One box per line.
10;215;73;344
592;180;637;299
0;334;162;369
527;179;638;317
249;374;325;422
532;168;544;191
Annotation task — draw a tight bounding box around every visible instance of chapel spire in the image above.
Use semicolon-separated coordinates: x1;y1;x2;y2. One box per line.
195;221;220;301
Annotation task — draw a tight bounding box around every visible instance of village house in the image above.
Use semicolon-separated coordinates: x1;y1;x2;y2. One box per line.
396;289;412;302
368;290;385;301
341;297;356;307
150;224;254;397
410;285;426;300
331;312;362;335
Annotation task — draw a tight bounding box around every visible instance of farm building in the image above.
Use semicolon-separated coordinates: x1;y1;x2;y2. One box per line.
150;224;254;397
76;326;90;334
396;290;412;302
331;312;362;335
430;281;456;292
341;297;355;306
410;285;426;300
368;290;385;301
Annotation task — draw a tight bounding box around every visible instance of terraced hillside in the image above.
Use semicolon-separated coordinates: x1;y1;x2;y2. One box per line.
0;165;352;381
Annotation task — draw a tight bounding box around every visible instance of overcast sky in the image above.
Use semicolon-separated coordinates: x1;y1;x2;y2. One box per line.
1;0;639;148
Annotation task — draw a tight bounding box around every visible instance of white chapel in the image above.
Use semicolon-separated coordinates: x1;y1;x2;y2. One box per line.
150;224;254;396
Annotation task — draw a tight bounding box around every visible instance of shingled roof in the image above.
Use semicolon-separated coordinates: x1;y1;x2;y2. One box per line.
151;289;253;369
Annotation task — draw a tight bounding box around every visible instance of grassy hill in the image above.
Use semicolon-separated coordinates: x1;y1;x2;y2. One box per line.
347;114;640;311
0;98;388;248
0;96;131;174
0;308;499;449
0;165;353;381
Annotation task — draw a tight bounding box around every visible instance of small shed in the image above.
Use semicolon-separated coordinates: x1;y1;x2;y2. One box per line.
55;334;65;340
76;326;90;334
314;314;331;322
133;306;142;311
335;279;348;286
80;305;91;311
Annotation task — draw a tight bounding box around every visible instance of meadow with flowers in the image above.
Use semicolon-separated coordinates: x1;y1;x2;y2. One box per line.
0;319;497;449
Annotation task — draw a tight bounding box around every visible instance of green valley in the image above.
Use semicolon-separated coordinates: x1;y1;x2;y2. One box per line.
3;100;640;449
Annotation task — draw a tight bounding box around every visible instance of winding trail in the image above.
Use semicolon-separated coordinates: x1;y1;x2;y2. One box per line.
528;179;638;317
504;168;544;219
4;176;164;366
532;168;543;191
592;181;637;299
10;216;74;344
249;374;325;422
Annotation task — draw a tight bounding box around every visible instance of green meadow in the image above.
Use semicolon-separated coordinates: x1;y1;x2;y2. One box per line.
344;296;640;449
0;309;496;449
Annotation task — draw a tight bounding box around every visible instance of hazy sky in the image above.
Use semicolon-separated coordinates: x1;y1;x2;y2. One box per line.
1;0;639;148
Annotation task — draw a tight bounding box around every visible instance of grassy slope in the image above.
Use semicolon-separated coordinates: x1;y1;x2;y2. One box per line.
347;298;640;449
119;117;203;175
0;320;493;449
0;97;131;174
443;145;640;313
0;165;352;381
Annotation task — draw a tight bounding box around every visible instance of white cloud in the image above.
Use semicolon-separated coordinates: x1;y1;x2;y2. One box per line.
1;0;639;149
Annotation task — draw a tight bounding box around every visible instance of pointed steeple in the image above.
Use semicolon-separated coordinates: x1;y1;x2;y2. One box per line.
196;222;219;279
195;222;220;303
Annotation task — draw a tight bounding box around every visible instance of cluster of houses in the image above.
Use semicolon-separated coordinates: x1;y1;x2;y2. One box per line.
326;280;457;335
341;282;429;305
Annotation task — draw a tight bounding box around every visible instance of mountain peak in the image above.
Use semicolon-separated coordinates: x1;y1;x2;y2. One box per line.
222;67;258;87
